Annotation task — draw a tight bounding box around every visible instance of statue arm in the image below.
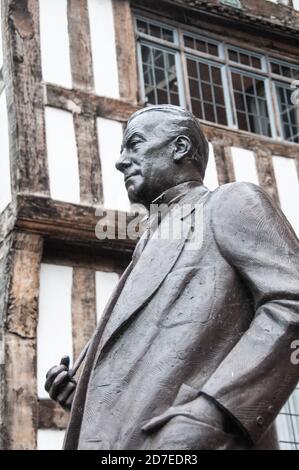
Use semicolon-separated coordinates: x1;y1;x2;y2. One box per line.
200;182;299;446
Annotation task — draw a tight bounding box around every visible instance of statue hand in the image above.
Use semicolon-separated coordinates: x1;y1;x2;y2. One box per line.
45;356;76;411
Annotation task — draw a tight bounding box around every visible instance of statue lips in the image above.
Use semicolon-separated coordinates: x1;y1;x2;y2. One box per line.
124;173;139;186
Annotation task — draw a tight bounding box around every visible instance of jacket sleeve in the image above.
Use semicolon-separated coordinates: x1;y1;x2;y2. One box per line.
201;182;299;445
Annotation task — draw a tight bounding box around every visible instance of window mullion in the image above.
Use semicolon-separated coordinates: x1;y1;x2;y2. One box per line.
150;46;158;104
222;43;237;129
164;51;171;104
178;27;191;111
265;55;281;139
226;68;238;128
197;61;205;120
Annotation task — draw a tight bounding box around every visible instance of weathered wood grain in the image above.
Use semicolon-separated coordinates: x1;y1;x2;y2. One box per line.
15;194;138;253
72;267;97;361
211;142;230;186
67;0;94;91
38;399;68;430
112;0;138;103
255;149;280;205
0;233;14;449
45;83;140;122
73;113;103;205
3;0;49;195
3;232;43;449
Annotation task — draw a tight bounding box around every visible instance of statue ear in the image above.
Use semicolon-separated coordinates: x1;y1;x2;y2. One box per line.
173;135;192;162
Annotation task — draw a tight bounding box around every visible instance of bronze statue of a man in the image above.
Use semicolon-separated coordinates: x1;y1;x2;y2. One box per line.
45;105;299;450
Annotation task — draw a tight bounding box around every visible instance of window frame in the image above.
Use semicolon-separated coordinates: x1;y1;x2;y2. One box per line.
185;53;230;126
229;67;274;138
136;39;186;107
274;80;299;143
134;12;299;144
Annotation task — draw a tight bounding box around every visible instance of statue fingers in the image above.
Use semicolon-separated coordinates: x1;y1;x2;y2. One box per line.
64;390;76;411
48;370;69;400
60;355;70;369
45;364;68;392
57;382;76;409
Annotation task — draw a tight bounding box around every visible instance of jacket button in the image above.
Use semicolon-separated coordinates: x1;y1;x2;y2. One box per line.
257;416;264;426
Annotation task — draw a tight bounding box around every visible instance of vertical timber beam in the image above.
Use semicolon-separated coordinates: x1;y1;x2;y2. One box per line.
2;0;49;196
2;233;43;450
255;149;279;206
223;147;236;183
212;142;231;186
73;113;103;205
67;0;94;91
67;0;103;205
71;267;97;361
112;0;138;104
0;233;13;450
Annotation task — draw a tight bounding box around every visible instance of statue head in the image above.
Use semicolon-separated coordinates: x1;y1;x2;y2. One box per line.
115;105;209;208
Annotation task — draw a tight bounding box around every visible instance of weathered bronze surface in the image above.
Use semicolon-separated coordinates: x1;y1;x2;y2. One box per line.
45;105;299;450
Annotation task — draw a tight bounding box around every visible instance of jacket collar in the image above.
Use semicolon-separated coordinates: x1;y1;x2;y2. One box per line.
151;180;204;207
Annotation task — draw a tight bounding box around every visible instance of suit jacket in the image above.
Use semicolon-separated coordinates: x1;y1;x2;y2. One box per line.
63;182;299;450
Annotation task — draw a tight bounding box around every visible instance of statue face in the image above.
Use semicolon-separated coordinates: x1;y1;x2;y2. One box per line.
116;112;176;208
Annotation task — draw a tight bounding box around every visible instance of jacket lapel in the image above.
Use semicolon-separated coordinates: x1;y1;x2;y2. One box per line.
96;185;210;357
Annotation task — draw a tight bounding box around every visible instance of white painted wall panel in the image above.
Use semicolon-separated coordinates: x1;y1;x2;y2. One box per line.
272;156;299;237
97;118;130;211
96;271;119;322
88;0;119;98
0;91;12;212
204;143;219;190
231;147;259;184
37;264;73;399
37;429;65;450
0;2;3;68
39;0;72;88
45;107;80;204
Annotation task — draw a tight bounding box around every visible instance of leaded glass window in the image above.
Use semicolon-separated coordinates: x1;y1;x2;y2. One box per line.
140;43;180;106
135;15;299;142
231;71;271;137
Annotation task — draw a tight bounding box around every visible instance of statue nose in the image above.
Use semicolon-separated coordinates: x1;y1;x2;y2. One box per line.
115;155;131;172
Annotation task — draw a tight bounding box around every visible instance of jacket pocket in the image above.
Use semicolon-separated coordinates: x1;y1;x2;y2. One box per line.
141;383;199;433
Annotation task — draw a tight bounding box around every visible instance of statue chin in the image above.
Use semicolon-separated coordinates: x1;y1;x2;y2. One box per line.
127;185;144;205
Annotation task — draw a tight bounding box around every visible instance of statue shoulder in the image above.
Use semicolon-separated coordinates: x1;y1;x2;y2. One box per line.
210;181;268;215
209;181;276;240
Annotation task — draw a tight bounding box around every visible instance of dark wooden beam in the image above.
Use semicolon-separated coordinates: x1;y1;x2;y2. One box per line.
71;267;97;361
73;113;103;205
67;0;94;91
14;194;138;254
112;0;138;104
0;233;14;449
38;400;68;430
2;0;49;195
45;83;140;122
211;143;230;186
2;232;43;449
255;148;280;206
